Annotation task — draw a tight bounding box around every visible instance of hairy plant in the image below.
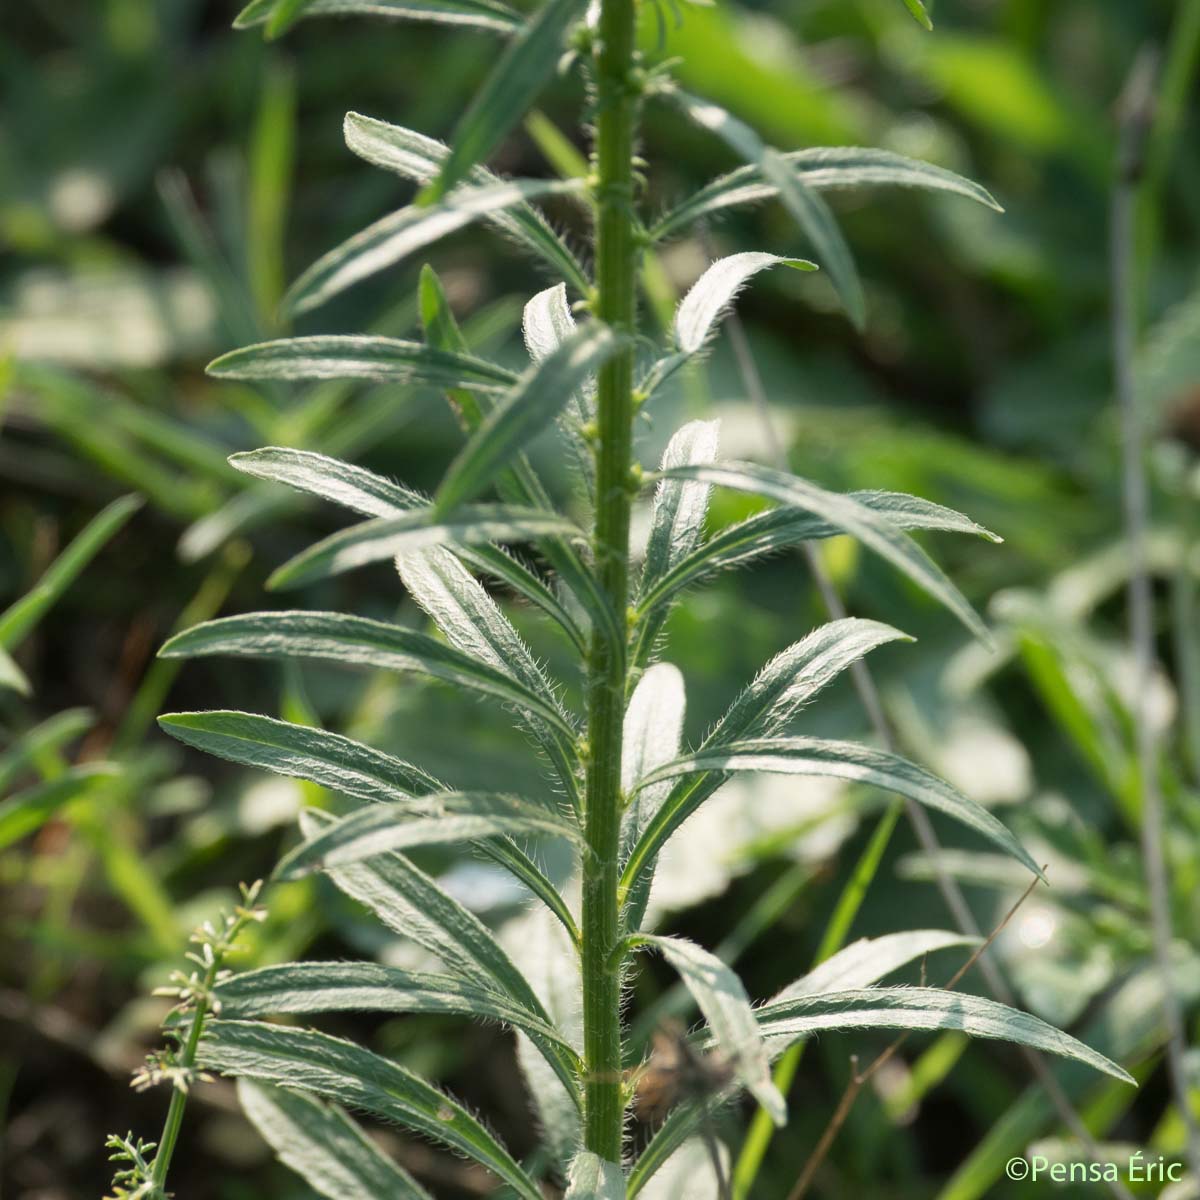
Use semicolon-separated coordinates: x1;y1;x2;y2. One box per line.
122;0;1135;1193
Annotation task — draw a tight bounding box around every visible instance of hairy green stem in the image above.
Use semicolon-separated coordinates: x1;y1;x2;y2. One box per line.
581;0;641;1161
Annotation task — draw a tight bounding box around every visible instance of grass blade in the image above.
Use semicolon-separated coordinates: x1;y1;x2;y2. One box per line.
0;765;119;852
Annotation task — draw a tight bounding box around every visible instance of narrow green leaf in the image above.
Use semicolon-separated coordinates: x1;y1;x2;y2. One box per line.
651;148;1001;245
237;1080;431;1200
750;987;1135;1084
620;618;908;902
566;1152;627;1199
350;118;589;292
637;489;1001;619
219;962;577;1055
269;504;582;589
284;178;582;317
276;793;581;878
639;736;1043;878
423;0;588;202
0;765;119;851
674;253;815;354
158;710;442;803
772;930;978;1002
0;495;142;649
0;647;30;697
201;1022;543;1200
638;934;786;1126
901;0;933;31
159;611;576;737
229;447;422;516
656;461;990;642
0;709;93;791
481;839;581;943
234;0;521;34
436;324;622;512
207;336;517;390
669;91;864;327
298;808;571;1089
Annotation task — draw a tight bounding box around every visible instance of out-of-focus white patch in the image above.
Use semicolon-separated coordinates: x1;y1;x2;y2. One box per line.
439;861;527;912
1017;905;1057;950
237;777;302;835
49;168;116;232
640;1136;730;1200
936;717;1031;805
645;773;850;923
1110;647;1176;735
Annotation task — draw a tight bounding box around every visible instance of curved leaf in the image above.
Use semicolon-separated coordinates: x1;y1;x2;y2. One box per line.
201;1022;543;1200
234;0;521;34
348;116;588;292
0;708;94;791
652;148;1001;244
636;934;785;1126
621;663;686;853
750;987;1135;1084
236;1080;431;1200
639;736;1042;878
423;0;589;201
218;962;577;1057
207;336;517;390
436;324;622;512
637;489;1000;619
268;504;583;589
275;792;581;878
284;177;582;316
159;611;576;737
656;461;990;642
157;710;443;803
0;765;119;852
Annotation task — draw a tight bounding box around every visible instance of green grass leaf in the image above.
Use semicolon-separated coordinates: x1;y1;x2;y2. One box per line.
639;736;1043;878
0;647;30;697
160;611;576;737
901;0;934;31
237;1081;431;1200
276;793;582;878
201;1022;543;1200
0;765;119;852
268;504;582;590
637;934;786;1126
207;336;518;390
422;0;589;202
350;116;589;292
435;324;623;512
0;709;93;791
220;963;578;1057
651;147;1000;244
234;0;521;35
158;710;442;803
0;494;142;649
656;461;991;642
283;177;582;317
751;987;1135;1084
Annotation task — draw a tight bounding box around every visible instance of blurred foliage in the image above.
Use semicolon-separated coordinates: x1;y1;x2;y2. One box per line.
2;0;1200;1196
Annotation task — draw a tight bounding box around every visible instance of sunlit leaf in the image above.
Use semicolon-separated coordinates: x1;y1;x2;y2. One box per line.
566;1152;626;1198
234;0;521;35
237;1081;431;1200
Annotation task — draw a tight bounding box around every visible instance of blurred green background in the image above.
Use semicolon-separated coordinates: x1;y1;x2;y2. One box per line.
3;1;1200;1196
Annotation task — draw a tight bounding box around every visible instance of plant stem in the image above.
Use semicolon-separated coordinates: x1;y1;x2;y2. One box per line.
582;0;641;1161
